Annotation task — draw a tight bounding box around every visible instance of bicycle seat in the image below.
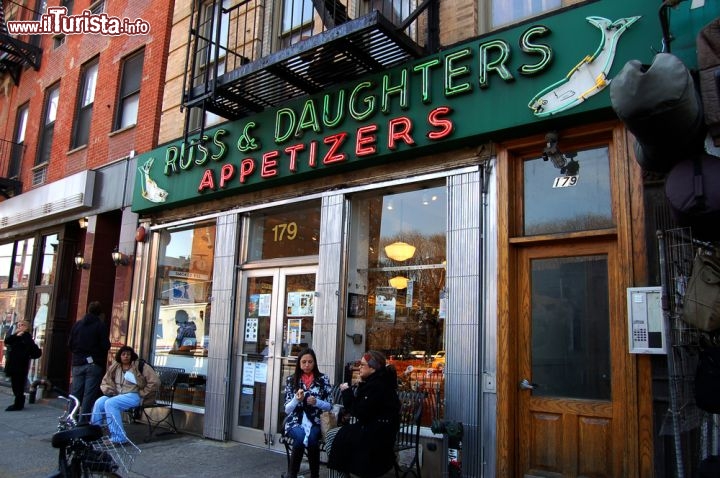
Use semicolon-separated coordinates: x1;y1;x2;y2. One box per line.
51;424;103;448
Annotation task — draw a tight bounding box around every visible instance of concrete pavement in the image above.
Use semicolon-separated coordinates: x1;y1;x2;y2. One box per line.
0;385;289;478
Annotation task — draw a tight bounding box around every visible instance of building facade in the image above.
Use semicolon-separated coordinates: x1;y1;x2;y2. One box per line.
2;0;718;477
0;0;173;392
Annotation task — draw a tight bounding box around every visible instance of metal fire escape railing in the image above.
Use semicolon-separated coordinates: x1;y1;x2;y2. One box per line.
0;0;42;85
181;0;440;141
0;138;24;198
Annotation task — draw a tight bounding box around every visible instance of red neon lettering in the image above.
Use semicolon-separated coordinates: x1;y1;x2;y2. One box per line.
356;124;378;157
219;164;235;188
198;169;215;192
309;141;318;167
388;117;415;150
323;132;348;164
284;144;305;172
261;151;280;178
427;106;454;140
239;158;255;183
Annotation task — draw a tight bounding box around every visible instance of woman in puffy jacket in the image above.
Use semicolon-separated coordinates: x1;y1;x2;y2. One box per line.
91;345;160;443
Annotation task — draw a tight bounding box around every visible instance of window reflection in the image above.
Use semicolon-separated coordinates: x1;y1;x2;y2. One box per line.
347;183;446;424
492;0;562;28
524;147;613;235
531;255;611;400
152;224;216;407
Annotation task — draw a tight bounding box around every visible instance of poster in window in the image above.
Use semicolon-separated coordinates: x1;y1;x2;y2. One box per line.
439;289;448;319
245;317;258;342
286;292;314;317
287;318;302;344
374;287;397;323
348;293;367;318
258;293;271;316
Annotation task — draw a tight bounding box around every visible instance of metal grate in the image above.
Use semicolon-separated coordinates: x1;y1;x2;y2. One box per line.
658;227;720;477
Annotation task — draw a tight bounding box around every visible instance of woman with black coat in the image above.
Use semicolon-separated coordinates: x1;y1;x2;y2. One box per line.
4;320;40;411
327;350;400;478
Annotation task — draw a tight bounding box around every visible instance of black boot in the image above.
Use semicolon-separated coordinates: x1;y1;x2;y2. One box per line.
307;445;320;478
285;446;304;478
6;395;24;411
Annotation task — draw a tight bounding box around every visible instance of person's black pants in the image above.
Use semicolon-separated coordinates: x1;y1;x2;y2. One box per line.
10;370;28;407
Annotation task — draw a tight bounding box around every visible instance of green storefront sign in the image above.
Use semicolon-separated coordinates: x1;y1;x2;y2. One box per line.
132;0;707;213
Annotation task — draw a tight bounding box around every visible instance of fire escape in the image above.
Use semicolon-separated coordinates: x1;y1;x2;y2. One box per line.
0;0;42;197
182;0;440;141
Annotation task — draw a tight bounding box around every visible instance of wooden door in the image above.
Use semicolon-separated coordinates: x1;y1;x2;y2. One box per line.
517;240;626;477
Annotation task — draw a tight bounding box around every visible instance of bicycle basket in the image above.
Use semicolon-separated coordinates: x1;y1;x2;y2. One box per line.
81;448;119;473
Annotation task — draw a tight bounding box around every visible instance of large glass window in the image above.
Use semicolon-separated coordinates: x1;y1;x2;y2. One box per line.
491;0;562;28
523;146;613;235
152;223;216;408
9;104;28;179
72;59;98;148
246;201;320;261
114;49;144;131
38;234;59;286
36;83;60;166
346;182;446;424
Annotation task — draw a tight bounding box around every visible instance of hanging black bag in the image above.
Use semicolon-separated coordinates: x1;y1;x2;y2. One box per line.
694;347;720;414
665;154;720;242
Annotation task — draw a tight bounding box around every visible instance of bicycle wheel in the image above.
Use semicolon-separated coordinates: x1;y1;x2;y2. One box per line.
57;447;83;478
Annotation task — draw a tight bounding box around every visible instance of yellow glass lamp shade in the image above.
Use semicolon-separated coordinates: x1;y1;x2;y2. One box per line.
389;276;409;289
384;241;416;261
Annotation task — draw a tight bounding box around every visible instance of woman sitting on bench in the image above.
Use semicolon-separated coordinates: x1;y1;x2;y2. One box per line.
91;346;160;444
327;350;400;478
283;348;333;478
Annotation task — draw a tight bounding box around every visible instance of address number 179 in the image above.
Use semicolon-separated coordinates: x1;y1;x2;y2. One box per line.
552;176;578;188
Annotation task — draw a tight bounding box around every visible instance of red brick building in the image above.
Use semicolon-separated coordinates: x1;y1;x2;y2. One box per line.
0;0;173;392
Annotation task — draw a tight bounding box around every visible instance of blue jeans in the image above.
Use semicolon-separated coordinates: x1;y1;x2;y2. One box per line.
91;393;141;443
288;423;321;451
70;363;104;419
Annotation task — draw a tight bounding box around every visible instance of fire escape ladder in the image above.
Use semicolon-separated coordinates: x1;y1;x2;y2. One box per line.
0;1;42;85
180;0;441;144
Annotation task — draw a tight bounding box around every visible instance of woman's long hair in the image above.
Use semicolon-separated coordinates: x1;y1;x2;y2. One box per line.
114;345;139;363
292;348;321;387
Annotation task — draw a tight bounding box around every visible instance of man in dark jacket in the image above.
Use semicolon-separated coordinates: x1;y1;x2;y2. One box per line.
68;301;110;419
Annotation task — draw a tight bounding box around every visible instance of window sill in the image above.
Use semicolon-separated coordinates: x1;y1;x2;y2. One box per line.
109;124;136;137
67;144;87;155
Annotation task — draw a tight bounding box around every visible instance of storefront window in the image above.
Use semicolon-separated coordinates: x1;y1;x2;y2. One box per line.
13;238;34;288
151;223;215;408
246;201;320;261
0;291;29;370
38;234;59;286
346;182;446;425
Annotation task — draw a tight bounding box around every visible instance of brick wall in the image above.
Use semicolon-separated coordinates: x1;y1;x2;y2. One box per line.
0;0;174;190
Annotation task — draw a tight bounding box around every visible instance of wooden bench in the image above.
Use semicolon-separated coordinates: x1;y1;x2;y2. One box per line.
128;366;184;442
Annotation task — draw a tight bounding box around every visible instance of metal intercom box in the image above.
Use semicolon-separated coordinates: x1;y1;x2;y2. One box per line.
627;286;667;354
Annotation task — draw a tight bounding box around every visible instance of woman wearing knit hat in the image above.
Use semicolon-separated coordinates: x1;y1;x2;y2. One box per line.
327;350;400;477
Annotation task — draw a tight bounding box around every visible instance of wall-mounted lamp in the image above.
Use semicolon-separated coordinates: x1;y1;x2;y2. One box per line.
78;217;89;229
542;131;580;175
74;252;88;270
111;247;129;267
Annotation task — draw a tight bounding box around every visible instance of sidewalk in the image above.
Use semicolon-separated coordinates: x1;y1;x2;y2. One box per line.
0;385;288;477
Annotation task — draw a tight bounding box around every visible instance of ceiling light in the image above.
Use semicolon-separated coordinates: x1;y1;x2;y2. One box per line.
389;276;409;289
385;241;416;261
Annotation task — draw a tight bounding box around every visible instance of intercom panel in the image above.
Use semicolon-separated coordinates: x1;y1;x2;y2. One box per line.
627;286;667;354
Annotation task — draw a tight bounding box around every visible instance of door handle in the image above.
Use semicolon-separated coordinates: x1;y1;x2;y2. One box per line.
519;378;538;390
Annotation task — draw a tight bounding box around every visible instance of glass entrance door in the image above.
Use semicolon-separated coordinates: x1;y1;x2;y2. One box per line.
231;266;317;449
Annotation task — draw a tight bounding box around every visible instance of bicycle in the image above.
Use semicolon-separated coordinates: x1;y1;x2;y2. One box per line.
49;391;140;478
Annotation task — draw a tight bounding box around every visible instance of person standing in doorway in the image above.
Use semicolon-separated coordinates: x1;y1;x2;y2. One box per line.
68;301;110;420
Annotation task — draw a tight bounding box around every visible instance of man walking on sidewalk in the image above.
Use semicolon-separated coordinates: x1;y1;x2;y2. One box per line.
68;301;110;420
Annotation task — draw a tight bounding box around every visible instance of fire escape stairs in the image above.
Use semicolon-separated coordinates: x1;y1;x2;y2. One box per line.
182;0;439;142
0;1;42;86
